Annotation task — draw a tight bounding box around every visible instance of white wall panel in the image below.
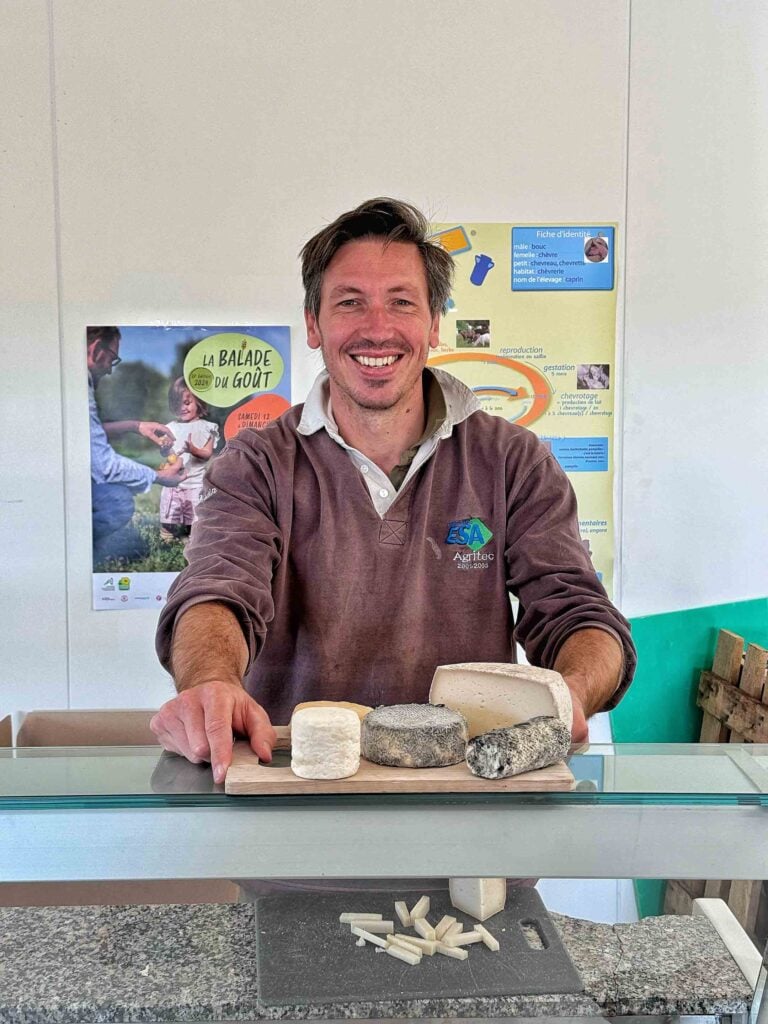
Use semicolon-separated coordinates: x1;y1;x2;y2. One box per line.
622;0;768;617
49;0;629;707
0;1;68;713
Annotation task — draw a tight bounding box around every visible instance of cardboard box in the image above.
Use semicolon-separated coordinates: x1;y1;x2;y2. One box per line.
16;709;158;746
0;879;240;907
5;708;239;906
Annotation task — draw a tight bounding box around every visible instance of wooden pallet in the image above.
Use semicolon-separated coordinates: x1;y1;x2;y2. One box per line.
698;629;768;744
664;629;768;944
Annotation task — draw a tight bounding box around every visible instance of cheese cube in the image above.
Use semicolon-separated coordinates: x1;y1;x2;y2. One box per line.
429;663;572;737
386;934;422;955
443;930;483;947
401;935;438;955
386;944;420;966
474;923;500;951
449;877;506;922
394;900;411;927
351;920;393;934
436;942;468;960
409;895;430;920
413;916;436;940
350;925;387;948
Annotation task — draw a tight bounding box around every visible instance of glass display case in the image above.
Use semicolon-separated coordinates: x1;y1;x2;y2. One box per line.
2;743;767;881
1;742;767;1023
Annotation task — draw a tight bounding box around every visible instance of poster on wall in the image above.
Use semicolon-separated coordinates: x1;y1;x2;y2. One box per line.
88;325;291;611
430;223;617;595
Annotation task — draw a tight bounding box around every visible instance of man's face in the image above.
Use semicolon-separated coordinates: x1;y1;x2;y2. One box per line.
305;239;440;413
87;337;121;382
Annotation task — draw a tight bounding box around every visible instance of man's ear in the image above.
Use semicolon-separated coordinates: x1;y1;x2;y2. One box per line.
428;312;441;350
305;309;322;350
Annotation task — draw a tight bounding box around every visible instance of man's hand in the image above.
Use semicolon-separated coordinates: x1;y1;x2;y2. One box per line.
554;628;624;745
568;691;589;746
150;680;277;784
158;602;266;782
139;422;176;447
155;460;187;486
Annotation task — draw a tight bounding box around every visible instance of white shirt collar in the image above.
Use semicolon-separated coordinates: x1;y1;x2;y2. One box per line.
297;367;479;442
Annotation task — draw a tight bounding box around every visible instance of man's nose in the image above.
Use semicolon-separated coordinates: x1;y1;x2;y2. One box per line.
361;304;397;341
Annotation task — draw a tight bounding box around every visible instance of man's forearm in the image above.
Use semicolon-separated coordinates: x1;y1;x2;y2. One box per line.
553;628;623;717
104;420;140;437
170;602;249;692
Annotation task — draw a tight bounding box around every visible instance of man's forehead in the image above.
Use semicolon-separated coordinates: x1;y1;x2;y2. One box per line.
322;238;427;288
327;282;422;297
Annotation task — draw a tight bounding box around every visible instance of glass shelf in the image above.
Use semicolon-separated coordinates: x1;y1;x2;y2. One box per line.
1;742;767;809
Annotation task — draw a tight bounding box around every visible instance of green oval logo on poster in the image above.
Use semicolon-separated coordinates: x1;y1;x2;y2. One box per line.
187;366;213;392
184;333;285;407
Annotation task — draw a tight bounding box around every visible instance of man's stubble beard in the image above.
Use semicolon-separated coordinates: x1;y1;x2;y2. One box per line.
333;374;405;413
319;342;420;414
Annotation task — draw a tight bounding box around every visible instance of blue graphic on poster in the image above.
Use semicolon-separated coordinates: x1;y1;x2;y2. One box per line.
512;226;615;291
540;436;609;472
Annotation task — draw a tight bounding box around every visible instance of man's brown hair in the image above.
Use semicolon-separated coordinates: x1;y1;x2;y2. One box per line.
300;198;454;318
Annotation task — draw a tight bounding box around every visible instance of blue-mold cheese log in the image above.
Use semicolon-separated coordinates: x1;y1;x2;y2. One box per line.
428;663;573;737
465;715;571;779
361;703;468;768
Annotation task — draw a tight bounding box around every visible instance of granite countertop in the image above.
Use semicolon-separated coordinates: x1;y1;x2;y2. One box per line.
0;903;754;1023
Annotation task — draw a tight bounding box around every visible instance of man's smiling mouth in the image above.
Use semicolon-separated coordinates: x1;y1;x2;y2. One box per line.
350;354;401;367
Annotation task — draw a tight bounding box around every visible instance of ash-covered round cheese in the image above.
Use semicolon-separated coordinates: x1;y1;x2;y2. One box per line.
290;707;361;780
361;703;468;768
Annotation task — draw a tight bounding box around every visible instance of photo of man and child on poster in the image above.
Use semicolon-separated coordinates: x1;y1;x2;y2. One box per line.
87;325;291;598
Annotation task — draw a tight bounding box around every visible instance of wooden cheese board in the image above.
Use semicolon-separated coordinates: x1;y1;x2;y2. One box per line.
224;727;575;795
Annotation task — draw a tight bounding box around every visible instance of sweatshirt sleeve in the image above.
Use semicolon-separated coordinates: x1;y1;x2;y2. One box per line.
155;438;282;674
504;450;636;709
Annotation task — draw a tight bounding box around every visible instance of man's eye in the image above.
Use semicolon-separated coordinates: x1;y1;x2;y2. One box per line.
338;299;359;307
394;298;413;306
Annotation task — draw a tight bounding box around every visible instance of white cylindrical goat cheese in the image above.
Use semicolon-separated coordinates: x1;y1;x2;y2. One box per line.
290;707;361;779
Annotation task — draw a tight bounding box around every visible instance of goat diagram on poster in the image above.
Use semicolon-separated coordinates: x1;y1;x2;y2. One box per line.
429;222;617;595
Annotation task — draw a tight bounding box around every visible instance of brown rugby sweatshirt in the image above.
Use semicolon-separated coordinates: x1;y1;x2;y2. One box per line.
156;392;636;725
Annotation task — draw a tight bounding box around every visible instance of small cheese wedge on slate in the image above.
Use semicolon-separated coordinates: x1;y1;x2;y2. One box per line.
429;662;573;737
449;877;507;922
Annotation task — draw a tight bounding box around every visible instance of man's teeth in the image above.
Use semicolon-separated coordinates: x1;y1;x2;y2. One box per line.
352;354;399;367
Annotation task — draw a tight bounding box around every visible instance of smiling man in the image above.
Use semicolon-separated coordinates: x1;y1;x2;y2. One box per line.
153;198;636;782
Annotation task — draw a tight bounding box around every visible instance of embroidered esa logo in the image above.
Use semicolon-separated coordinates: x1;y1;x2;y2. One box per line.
445;517;493;552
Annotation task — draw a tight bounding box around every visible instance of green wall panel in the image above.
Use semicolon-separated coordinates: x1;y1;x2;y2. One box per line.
611;598;768;918
613;598;768;745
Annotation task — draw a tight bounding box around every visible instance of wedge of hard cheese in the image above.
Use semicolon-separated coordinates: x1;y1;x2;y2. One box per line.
449;877;506;922
428;662;572;738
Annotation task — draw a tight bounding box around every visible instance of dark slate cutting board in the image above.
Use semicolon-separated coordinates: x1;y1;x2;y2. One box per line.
254;887;582;1005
